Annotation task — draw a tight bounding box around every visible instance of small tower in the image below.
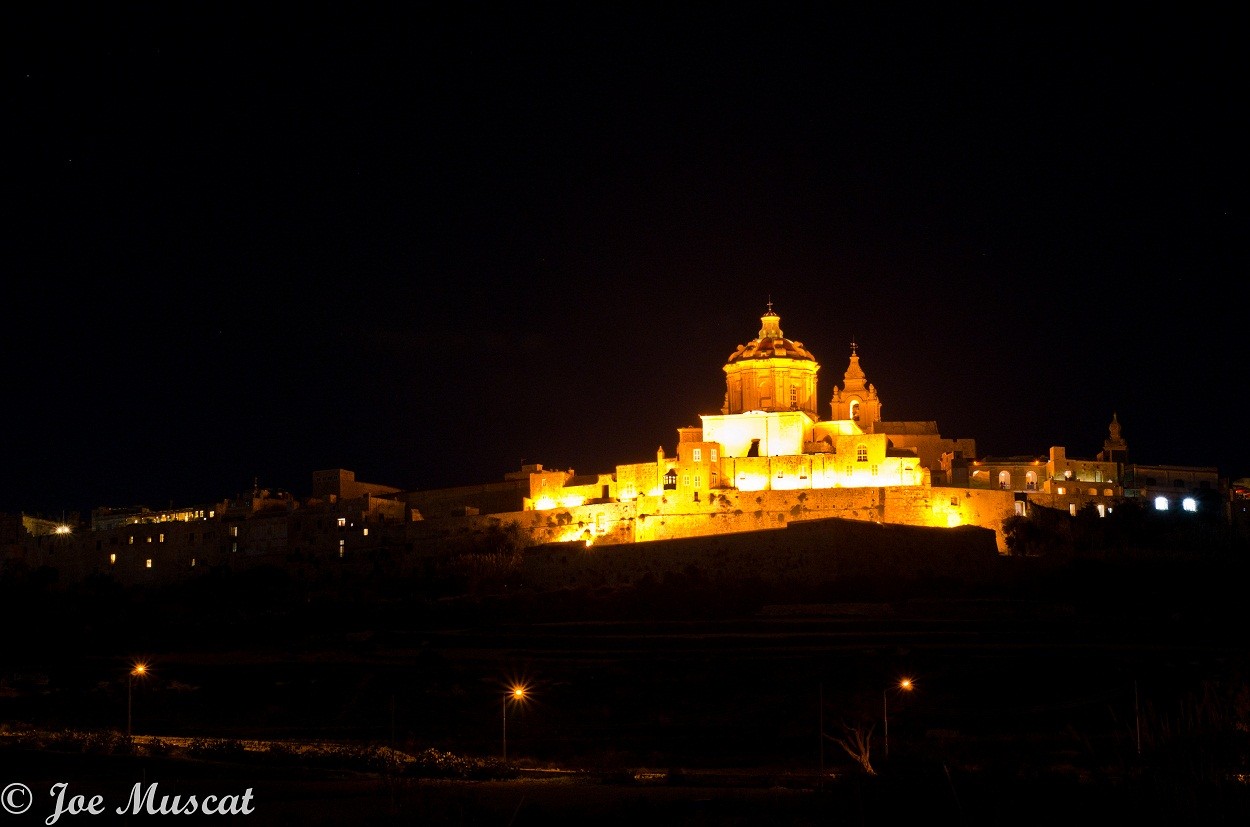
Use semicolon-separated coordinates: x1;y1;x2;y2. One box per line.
1098;413;1129;463
829;341;882;426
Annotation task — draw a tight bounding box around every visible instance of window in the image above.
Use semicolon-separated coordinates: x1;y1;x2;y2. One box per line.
856;445;868;462
1154;497;1169;511
998;471;1011;490
128;536;134;545
850;401;860;421
109;553;116;565
1069;504;1077;517
1057;487;1066;495
693;475;701;488
1026;471;1037;491
159;533;165;543
692;448;702;462
871;464;879;476
845;465;852;477
682;475;691;487
711;449;718;462
1182;498;1198;512
231;542;238;553
362;527;369;536
1097;504;1106;518
339;539;346;557
789;386;797;407
145;559;152;568
337;517;347;527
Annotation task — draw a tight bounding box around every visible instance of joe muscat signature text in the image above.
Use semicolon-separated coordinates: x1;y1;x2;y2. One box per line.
42;782;255;822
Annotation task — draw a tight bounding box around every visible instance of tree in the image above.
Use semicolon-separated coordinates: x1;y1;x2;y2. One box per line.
826;719;876;776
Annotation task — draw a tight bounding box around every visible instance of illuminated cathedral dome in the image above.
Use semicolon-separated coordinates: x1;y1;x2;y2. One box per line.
722;304;820;416
725;305;816;364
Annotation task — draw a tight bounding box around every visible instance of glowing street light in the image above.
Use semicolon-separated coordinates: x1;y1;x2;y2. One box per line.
127;662;148;742
883;677;913;760
502;685;527;762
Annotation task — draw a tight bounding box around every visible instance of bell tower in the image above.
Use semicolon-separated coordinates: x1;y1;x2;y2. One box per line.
829;341;882;426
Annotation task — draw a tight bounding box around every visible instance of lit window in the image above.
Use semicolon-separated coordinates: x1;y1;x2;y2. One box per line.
1097;504;1106;518
856;445;868;462
128;536;134;545
1069;504;1077;516
230;526;238;537
693;448;702;462
1154;497;1169;511
146;536;152;543
145;559;152;568
362;527;369;536
109;553;116;565
159;533;165;543
339;539;346;558
191;558;197;567
337;517;347;527
1182;498;1197;512
1057;487;1066;495
231;542;238;553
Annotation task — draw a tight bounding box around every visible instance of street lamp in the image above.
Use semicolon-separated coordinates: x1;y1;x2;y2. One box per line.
883;677;913;760
502;685;526;762
127;662;148;742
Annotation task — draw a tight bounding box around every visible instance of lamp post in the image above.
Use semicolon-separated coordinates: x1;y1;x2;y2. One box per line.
502;685;525;762
883;677;913;760
127;662;148;742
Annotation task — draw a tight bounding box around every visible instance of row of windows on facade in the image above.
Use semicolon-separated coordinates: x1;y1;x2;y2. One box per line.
106;536;358;569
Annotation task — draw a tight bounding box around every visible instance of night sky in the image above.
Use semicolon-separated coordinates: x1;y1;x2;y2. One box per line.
5;4;1246;518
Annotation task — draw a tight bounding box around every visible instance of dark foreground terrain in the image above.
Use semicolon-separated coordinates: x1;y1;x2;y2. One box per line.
4;551;1250;824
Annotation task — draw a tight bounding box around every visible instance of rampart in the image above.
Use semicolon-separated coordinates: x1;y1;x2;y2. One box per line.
518;516;1001;591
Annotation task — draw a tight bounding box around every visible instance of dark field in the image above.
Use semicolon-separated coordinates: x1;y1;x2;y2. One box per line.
5;554;1250;824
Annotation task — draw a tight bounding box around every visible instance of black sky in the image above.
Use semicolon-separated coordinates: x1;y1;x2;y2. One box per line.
4;4;1247;517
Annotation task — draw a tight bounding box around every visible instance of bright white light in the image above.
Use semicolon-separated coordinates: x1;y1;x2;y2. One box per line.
1154;496;1170;511
1182;497;1197;512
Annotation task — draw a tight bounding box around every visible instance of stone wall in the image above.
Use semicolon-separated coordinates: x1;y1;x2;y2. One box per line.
518;516;1001;591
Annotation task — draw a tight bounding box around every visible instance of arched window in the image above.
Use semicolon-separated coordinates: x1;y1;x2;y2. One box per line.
850;400;860;421
1025;471;1037;491
998;471;1011;490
